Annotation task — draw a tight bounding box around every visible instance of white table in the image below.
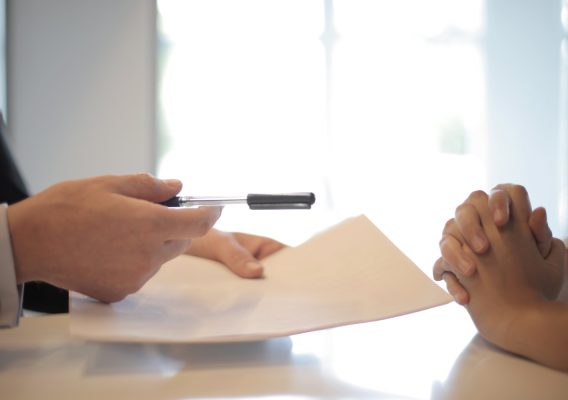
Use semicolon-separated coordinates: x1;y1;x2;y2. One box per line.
1;304;568;399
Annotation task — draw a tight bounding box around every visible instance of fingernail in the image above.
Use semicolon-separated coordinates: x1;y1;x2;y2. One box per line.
245;261;263;272
471;234;486;252
454;294;465;305
494;209;505;224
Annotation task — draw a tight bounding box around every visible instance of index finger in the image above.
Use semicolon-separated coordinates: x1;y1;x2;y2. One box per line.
488;187;512;226
491;183;532;223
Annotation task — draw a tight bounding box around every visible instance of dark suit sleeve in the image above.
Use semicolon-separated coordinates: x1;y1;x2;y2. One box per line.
0;113;69;313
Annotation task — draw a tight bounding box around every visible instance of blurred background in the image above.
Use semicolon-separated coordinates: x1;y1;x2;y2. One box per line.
4;0;568;274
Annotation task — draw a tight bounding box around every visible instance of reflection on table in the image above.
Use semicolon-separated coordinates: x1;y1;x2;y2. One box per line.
1;303;568;399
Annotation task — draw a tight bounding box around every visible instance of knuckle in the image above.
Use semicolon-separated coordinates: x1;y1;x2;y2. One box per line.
136;172;156;186
454;203;466;216
438;236;448;250
439;235;456;254
439;238;455;259
443;218;455;232
432;258;445;279
468;190;488;203
488;190;508;208
454;203;474;220
509;184;528;199
491;183;510;192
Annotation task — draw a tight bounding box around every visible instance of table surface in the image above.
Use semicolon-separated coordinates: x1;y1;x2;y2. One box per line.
1;303;568;400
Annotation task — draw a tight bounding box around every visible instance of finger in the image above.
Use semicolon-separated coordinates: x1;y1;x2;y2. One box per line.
433;257;447;281
233;232;286;259
454;203;488;253
492;183;532;223
255;240;286;259
488;187;512;226
536;238;566;300
529;207;553;258
163;206;222;239
439;225;476;275
214;236;265;278
106;173;182;202
442;272;470;305
548;238;566;272
463;189;499;237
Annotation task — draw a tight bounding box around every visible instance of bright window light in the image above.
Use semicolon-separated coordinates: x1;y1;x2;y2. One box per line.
156;0;486;270
156;2;567;396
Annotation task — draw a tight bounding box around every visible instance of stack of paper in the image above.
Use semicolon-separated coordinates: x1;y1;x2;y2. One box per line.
70;215;451;343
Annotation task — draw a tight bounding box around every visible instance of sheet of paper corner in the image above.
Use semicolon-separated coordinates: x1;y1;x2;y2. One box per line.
69;215;452;343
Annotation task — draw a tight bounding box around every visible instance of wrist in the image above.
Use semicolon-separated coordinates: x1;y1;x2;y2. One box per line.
495;298;565;364
478;295;546;354
6;201;40;283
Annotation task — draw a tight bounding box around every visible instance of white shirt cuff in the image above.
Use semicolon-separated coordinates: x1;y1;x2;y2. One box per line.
0;203;23;328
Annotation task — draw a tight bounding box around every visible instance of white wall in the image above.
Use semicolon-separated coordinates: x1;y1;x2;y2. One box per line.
7;0;156;193
485;0;565;236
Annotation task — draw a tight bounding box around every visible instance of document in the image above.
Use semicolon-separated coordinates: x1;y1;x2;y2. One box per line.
70;215;452;343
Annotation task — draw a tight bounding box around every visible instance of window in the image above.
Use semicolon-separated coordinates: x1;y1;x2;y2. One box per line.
156;0;565;273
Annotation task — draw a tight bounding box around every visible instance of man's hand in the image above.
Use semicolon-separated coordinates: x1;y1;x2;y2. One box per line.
187;229;285;278
7;174;221;303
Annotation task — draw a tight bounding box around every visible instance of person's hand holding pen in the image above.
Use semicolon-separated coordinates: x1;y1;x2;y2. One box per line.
8;174;221;303
166;192;313;278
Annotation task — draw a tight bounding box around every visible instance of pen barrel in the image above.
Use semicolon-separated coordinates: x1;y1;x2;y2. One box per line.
247;193;316;210
160;196;247;207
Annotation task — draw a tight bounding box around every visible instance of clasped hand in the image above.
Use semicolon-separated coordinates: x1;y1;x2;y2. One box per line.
433;184;567;352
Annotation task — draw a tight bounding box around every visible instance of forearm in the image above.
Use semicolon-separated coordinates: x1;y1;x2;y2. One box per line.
502;301;568;371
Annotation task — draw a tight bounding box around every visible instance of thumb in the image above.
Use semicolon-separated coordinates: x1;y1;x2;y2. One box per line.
539;237;567;300
217;237;265;279
548;238;566;270
110;174;182;202
529;207;553;258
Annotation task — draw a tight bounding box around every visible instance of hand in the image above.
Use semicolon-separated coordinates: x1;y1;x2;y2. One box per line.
186;229;285;278
7;174;221;302
434;184;555;304
451;190;566;350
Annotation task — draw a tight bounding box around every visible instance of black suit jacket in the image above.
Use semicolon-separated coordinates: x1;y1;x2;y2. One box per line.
0;114;68;313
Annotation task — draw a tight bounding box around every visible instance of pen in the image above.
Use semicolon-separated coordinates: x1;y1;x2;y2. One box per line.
160;192;316;210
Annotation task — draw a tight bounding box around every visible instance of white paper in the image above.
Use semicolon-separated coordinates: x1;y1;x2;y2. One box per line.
70;215;452;343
